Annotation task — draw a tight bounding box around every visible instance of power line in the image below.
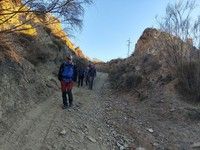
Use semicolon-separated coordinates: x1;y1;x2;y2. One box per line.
127;38;131;57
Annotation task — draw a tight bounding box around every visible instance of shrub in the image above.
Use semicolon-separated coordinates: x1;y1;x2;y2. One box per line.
141;54;161;75
17;33;34;44
108;61;142;90
47;43;58;50
177;61;200;101
43;26;52;36
52;39;64;51
123;72;143;89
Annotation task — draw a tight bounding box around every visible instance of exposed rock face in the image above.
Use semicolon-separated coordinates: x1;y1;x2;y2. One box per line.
134;28;161;56
134;28;194;62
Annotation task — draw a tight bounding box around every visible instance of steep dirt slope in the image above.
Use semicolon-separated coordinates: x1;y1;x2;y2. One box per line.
0;0;89;139
0;33;58;136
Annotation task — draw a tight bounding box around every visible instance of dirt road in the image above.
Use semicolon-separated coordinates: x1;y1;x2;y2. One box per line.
0;73;117;150
2;72;198;150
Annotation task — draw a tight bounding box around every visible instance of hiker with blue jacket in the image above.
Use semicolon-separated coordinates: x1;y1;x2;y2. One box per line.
58;54;74;109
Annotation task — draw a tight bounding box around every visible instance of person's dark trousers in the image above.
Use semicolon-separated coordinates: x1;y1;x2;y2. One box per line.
62;91;68;106
78;76;84;87
89;76;94;90
62;90;73;106
68;90;73;106
85;76;89;85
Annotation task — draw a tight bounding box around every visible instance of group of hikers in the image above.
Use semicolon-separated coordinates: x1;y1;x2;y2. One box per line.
58;53;97;109
73;62;96;89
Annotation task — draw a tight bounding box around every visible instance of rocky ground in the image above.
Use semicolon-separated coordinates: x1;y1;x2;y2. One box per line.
102;78;200;150
1;72;200;150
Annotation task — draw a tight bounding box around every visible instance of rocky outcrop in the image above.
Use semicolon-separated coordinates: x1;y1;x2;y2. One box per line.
134;28;194;64
102;28;195;92
134;28;160;56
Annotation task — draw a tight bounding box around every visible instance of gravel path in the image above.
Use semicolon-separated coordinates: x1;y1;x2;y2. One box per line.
0;73;116;150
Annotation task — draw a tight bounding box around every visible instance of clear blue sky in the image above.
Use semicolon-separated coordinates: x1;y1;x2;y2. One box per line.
71;0;175;62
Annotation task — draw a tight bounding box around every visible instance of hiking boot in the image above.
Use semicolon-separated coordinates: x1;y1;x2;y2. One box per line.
62;105;68;109
69;103;73;107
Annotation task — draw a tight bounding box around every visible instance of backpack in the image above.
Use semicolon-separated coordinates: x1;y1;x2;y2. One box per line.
61;62;73;81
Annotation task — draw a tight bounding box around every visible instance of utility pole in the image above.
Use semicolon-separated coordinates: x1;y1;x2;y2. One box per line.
127;38;131;57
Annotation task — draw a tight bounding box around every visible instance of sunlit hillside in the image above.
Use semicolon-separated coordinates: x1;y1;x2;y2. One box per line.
0;0;87;59
0;0;90;139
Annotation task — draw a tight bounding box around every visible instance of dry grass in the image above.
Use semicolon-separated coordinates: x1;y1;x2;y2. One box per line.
0;34;22;63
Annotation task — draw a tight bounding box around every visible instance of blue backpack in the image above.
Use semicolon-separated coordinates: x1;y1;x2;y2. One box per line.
62;62;74;81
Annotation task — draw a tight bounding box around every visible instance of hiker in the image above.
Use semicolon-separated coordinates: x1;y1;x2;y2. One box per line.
85;66;90;86
88;64;97;90
77;67;85;87
73;63;78;82
58;54;74;109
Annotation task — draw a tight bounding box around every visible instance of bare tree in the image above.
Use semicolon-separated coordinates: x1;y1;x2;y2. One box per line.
157;0;200;101
193;16;200;49
0;0;93;33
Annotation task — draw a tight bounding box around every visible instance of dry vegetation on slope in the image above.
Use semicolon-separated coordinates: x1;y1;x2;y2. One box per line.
0;0;89;136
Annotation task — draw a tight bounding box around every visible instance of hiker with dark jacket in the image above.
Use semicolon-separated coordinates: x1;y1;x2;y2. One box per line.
73;63;78;82
58;54;74;109
88;64;97;90
78;67;85;87
85;66;90;86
